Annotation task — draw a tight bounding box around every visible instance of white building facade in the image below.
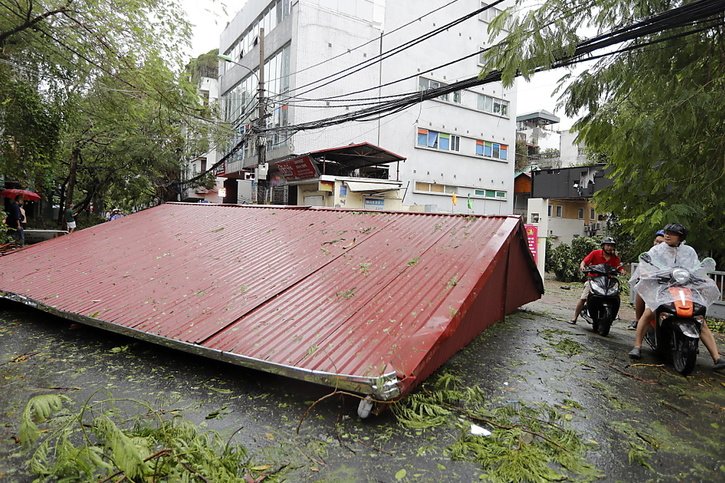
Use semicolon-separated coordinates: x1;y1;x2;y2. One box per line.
219;0;517;214
183;76;225;202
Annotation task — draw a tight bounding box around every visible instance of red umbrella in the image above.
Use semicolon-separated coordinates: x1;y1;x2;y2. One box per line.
1;189;41;201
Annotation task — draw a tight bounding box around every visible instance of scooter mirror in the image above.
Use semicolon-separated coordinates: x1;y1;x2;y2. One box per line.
701;257;716;273
639;252;652;264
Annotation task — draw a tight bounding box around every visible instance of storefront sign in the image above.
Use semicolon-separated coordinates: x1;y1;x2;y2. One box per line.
364;198;385;211
524;224;538;263
275;156;319;181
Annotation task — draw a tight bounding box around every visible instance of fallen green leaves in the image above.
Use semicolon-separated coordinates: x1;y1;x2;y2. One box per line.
392;374;602;482
539;329;584;358
18;394;276;482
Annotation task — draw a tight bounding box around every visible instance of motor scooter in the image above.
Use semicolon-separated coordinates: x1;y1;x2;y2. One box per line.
580;263;621;336
638;253;718;375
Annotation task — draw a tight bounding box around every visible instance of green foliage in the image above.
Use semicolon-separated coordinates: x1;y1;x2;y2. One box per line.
706;318;725;334
0;0;230;216
185;48;220;84
547;236;602;282
19;394;72;447
544;238;555;273
482;0;725;267
18;394;274;482
393;374;602;482
515;138;530;170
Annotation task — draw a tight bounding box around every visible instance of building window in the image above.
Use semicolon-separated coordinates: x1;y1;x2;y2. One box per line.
475;140;508;161
223;0;292;72
578;208;584;219
590;208;595;219
479;2;503;23
453;91;462;104
417;128;460;153
474;189;506;200
548;205;552;216
419;77;451;102
477;93;509;117
556;205;563;217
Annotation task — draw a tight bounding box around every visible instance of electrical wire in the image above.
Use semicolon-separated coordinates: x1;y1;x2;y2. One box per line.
259;0;724;137
263;0;464;84
272;0;507;102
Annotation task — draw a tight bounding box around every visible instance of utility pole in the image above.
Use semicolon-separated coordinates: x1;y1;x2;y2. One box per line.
257;27;266;204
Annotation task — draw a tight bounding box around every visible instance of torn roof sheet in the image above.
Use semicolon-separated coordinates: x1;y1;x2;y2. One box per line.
0;204;543;399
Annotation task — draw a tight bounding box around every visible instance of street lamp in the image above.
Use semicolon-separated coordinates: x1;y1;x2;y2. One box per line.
217;54;258;81
218;28;267;203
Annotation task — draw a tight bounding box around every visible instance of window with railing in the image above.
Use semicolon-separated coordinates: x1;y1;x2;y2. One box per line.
222;44;291;164
222;0;292;73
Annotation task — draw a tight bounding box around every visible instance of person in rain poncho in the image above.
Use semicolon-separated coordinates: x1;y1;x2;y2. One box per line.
628;223;724;371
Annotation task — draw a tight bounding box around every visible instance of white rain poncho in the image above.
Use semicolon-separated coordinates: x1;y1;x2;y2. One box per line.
634;242;720;311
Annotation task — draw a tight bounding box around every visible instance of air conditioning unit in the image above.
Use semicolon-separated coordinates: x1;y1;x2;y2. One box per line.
256;163;269;179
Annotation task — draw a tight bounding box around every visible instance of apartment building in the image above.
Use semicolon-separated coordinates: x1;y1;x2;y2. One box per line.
218;0;517;213
182;76;225;202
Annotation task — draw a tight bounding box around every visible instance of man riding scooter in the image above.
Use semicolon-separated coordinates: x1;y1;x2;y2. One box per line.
569;237;624;325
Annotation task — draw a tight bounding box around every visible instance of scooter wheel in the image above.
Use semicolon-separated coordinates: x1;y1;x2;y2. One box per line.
672;333;697;375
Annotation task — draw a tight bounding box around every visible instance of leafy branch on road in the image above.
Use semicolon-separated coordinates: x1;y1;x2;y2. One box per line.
17;394;280;482
392;373;603;482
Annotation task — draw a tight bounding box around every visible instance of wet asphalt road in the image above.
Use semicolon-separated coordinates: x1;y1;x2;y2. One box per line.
1;279;723;482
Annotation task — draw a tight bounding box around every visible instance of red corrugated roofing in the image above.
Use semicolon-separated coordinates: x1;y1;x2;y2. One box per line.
0;204;543;399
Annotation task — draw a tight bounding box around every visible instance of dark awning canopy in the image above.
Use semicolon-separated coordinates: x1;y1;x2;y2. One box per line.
270;142;406;182
307;142;406;170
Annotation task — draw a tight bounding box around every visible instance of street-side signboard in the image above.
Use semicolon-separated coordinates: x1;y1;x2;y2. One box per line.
525;224;538;263
275;156;319;181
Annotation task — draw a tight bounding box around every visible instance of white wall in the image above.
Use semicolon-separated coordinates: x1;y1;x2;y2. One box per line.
527;197;548;276
548;218;585;246
560;129;588;167
288;0;383;153
219;0;518;215
379;0;517;214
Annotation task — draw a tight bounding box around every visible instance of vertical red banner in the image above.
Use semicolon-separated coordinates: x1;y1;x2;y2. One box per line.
524;224;538;263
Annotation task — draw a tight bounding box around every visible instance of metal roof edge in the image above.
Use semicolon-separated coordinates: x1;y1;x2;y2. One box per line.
308;207;516;219
164;202;312;210
0;292;401;400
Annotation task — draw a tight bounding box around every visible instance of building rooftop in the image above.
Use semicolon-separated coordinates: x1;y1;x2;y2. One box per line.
516;110;561;126
0;204;542;400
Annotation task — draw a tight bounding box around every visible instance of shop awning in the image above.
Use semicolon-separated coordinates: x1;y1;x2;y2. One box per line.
344;181;401;192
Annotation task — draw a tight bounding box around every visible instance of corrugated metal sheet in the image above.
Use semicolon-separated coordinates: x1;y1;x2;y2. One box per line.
0;204;543;399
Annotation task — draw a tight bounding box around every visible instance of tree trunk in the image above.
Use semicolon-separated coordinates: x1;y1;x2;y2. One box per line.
65;148;79;209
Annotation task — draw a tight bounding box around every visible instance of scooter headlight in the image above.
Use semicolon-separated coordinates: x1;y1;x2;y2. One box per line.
672;268;691;285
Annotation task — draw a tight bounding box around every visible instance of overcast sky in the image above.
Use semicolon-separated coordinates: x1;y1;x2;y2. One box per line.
181;0;579;131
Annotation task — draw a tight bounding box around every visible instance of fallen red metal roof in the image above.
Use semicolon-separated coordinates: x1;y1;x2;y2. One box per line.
0;204;542;400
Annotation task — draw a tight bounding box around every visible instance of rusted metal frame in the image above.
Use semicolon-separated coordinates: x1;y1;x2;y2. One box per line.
1;292;401;400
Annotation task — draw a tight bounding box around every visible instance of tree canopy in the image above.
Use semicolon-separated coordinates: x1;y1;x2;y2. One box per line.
484;0;724;263
1;0;225;220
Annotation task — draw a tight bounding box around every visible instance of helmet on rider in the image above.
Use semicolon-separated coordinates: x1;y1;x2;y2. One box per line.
601;236;616;247
663;223;687;240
